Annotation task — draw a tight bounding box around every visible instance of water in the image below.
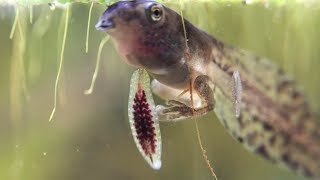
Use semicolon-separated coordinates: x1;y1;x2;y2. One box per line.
0;1;319;180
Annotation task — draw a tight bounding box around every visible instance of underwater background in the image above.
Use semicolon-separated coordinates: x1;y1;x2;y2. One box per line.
0;1;319;179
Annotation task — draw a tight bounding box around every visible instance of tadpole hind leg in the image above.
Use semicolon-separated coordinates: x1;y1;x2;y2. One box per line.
157;75;215;122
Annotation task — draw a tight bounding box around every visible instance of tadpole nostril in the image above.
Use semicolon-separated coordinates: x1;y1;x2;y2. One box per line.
95;19;115;30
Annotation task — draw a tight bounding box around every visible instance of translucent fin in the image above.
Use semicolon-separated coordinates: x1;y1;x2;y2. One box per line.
128;69;162;170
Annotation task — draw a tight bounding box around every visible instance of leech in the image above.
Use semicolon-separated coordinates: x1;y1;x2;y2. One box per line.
49;5;70;122
232;70;242;118
10;7;19;39
84;35;110;95
179;1;217;179
85;2;94;53
128;69;162;170
29;5;33;24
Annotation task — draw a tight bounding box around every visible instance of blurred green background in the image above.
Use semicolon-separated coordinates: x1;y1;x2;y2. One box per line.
0;1;319;180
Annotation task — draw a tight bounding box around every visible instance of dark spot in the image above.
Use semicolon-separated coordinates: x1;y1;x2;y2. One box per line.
237;137;244;143
221;118;229;130
291;90;300;99
212;38;224;52
212;57;217;63
303;167;313;177
237;113;244;128
255;145;273;162
281;153;290;163
281;153;299;170
222;64;229;71
263;122;273;131
277;79;293;93
281;133;290;146
252;114;259;122
218;42;225;50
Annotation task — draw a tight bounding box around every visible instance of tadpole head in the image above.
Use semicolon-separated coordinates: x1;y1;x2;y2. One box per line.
96;0;167;35
96;0;184;74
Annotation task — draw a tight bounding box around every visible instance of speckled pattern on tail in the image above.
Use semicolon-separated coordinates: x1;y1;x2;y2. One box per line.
212;44;320;178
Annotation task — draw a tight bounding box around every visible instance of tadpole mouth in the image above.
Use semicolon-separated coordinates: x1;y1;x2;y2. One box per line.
95;19;115;31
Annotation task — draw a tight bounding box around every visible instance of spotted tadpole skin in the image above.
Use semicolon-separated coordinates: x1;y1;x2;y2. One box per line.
97;0;320;177
128;69;161;170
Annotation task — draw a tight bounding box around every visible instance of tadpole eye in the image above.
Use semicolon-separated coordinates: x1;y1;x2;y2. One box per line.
146;4;163;22
151;6;162;21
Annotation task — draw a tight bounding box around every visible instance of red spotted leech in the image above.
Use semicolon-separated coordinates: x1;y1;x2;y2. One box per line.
128;69;161;170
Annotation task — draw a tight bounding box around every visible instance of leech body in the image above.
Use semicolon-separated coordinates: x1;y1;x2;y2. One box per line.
96;0;320;177
128;69;162;170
